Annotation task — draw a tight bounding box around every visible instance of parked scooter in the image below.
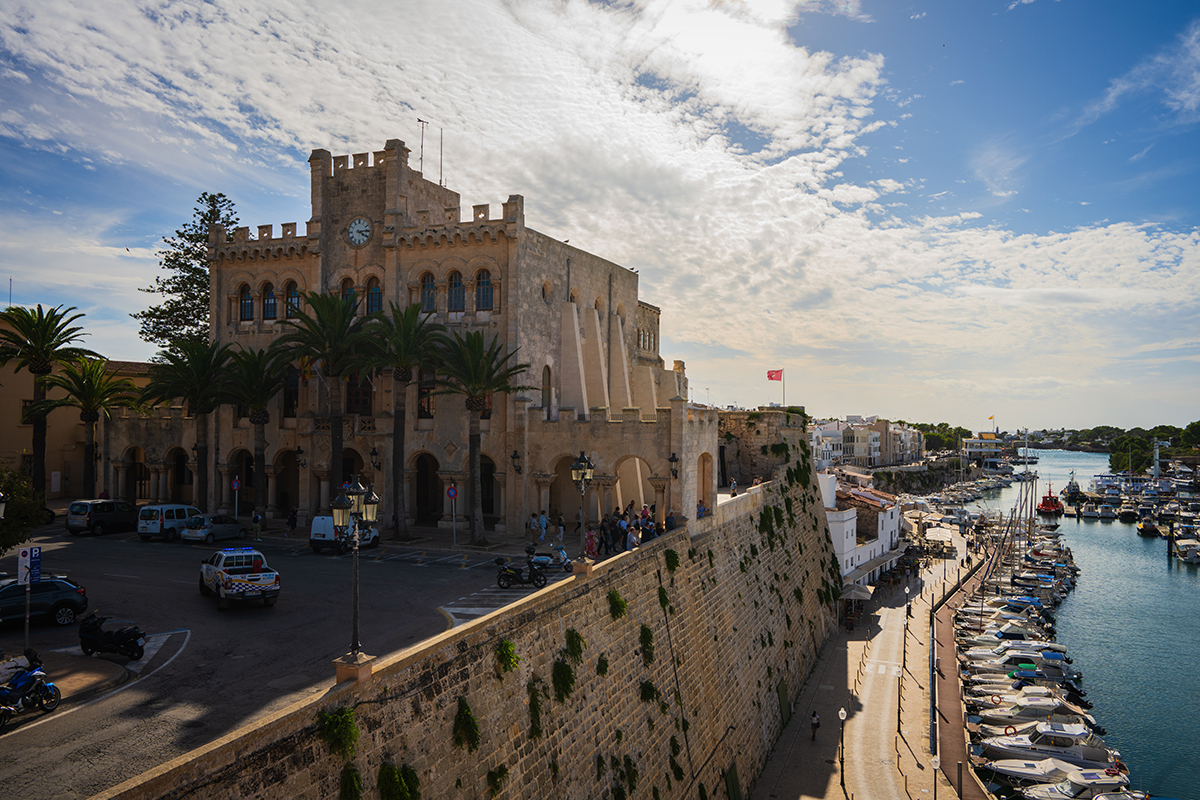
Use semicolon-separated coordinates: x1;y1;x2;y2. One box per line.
79;610;147;661
495;554;547;589
0;650;62;730
528;543;574;573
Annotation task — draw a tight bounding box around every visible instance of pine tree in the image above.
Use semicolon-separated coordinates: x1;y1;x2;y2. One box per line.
132;192;237;349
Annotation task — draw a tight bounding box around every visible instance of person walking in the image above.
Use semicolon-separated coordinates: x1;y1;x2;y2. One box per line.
538;510;548;543
528;513;539;544
252;511;263;541
285;507;297;538
556;513;566;543
811;711;820;741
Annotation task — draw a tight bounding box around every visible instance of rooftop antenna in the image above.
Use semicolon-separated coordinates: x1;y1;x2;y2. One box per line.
417;118;429;174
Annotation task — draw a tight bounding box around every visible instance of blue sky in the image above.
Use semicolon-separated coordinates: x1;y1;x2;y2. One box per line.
1;0;1197;431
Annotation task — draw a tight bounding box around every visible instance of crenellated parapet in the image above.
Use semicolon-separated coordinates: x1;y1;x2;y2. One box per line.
395;195;524;250
209;222;315;265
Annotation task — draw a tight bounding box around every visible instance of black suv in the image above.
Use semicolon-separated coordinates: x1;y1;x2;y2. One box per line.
65;499;138;535
0;576;89;626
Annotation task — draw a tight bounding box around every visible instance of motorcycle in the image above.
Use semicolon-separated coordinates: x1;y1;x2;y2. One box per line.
527;543;574;574
0;650;62;730
495;555;547;589
79;610;147;661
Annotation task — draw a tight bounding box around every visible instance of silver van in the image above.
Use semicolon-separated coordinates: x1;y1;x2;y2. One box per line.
138;504;203;541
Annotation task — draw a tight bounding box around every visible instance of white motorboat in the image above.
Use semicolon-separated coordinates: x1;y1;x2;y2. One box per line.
1097;504;1117;520
974;697;1095;729
981;722;1118;769
1020;768;1130;799
976;756;1085;787
960;643;1067;662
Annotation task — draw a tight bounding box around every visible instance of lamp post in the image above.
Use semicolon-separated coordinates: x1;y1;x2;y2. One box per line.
571;452;594;552
931;755;940;800
838;706;847;790
0;490;7;520
331;476;377;660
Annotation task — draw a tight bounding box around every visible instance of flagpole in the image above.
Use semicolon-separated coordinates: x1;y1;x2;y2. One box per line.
783;370;786;407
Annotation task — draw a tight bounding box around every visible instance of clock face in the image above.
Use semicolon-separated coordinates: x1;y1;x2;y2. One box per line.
347;217;371;247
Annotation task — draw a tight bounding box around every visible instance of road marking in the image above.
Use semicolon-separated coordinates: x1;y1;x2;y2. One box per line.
104;573;141;579
439;574;573;626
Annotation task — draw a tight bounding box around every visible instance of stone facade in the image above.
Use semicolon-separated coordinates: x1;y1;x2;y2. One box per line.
716;407;808;491
97;140;703;531
95;448;838;800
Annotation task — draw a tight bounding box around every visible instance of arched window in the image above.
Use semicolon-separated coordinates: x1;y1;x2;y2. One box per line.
341;278;356;308
262;283;277;320
447;271;464;312
420;273;435;313
285;282;301;318
239;285;253;321
365;277;382;314
541;365;551;421
475;269;493;311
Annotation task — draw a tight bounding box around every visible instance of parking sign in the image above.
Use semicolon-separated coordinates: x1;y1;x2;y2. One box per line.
17;546;41;585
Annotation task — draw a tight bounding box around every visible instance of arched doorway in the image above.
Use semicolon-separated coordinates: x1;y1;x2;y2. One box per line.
274;450;301;515
413;453;442;525
480;455;496;519
166;446;193;504
615;455;653;516
342;448;364;483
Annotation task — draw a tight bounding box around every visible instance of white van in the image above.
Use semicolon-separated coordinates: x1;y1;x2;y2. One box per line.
138;504;203;541
309;515;381;554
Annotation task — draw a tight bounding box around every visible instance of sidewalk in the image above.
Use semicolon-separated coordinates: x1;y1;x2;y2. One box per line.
755;543;968;800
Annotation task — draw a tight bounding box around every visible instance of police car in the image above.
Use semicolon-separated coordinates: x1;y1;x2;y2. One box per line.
198;548;280;610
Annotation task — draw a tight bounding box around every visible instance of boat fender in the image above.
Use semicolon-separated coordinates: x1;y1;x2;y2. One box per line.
1105;768;1119;776
1004;725;1017;736
991;694;1002;706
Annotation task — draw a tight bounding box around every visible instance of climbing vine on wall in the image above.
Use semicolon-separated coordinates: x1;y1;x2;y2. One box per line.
552;658;575;702
317;706;360;760
495;639;521;674
608;589;628;620
640;624;655;666
452;696;481;753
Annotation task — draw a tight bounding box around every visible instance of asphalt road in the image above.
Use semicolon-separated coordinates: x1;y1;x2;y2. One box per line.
0;525;508;799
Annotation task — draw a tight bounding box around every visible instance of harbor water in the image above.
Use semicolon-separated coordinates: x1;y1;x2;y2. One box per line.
966;449;1198;799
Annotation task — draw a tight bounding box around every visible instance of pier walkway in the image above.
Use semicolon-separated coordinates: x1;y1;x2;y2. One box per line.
755;532;985;800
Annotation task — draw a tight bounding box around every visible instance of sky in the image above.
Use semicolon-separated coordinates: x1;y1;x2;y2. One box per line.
1;0;1198;432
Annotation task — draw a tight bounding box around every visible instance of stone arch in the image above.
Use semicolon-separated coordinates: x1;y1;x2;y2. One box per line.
419;271;436;312
446;269;465;312
569;288;580;304
340;447;365;485
594;296;604;314
165;445;195;504
226;447;255;515
466;254;499;278
121;445;150;503
542;280;553;303
237;283;254;321
616;303;626;325
611;453;659;514
411;452;442;525
273;449;301;515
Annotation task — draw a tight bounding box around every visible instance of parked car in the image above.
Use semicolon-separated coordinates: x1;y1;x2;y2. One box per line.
181;514;247;544
138;504;203;541
199;547;280;609
0;576;88;626
65;500;139;536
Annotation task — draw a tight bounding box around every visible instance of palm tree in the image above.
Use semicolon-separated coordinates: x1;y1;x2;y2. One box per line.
274;291;376;504
29;358;142;498
142;340;232;511
0;304;98;500
224;347;289;522
372;302;445;538
435;331;532;546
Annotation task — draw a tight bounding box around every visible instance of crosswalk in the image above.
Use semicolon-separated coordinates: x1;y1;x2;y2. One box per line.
52;629;180;675
440;573;575;626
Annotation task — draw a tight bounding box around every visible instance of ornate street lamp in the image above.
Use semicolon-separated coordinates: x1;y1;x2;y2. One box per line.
570;451;594;495
931;755;940;800
510;450;522;474
668;452;679;479
838;706;848;789
0;490;7;520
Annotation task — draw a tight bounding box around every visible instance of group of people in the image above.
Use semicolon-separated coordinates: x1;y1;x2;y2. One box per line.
529;502;680;560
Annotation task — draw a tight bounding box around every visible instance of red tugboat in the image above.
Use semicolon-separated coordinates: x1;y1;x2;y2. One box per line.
1036;484;1065;516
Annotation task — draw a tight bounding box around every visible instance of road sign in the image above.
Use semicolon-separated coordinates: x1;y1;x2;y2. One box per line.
446;486;457;499
17;546;41;585
231;478;241;491
343;482;351;491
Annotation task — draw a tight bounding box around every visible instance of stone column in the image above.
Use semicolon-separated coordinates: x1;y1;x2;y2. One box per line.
148;463;163;503
187;459;200;508
217;464;233;514
111;461;124;503
649;476;668;528
593;475;617;520
531;473;555;521
493;471;507;532
314;468;331;514
264;465;278;518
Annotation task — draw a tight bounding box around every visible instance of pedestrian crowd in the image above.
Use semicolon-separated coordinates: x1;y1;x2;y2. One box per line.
528;501;679;560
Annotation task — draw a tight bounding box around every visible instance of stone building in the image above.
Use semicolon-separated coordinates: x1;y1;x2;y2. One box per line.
99;139;717;531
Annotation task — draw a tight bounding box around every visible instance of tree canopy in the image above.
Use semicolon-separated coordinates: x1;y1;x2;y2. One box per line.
132;192;237;350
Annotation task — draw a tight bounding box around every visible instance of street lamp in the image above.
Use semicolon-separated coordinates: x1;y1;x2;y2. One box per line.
931;755;940;800
667;452;679;479
330;476;373;659
0;490;7;519
510;450;522;474
838;706;847;790
570;451;594;495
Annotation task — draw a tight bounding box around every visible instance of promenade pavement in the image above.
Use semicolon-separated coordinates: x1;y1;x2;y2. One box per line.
755;538;974;800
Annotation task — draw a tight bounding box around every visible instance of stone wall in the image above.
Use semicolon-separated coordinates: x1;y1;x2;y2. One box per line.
97;443;838;800
718;407;809;487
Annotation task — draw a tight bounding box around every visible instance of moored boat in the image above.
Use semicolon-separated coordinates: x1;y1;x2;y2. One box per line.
1038;486;1065;516
980;722;1118;770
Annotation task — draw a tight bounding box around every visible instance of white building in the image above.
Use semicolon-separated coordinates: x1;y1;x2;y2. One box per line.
819;473;903;587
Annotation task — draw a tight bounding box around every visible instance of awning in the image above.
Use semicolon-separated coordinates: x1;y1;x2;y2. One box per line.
925;529;954;543
843;549;904;584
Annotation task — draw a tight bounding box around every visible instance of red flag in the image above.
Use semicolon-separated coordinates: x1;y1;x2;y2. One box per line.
767;370;783;381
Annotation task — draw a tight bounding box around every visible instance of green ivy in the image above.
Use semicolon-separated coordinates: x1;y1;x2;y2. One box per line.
528;679;544;740
658;586;670;610
670;755;684;781
452;696;481;753
707;550;714;568
640;624;655;665
486;765;509;797
664;549;680;572
608;589;628;620
552;658;576;702
339;764;362;800
597;653;609;676
640;680;660;703
670;735;681;757
624;755;639;793
699;782;708;800
378;763;420;800
564;629;586;665
495;639;521;674
317;706;359;760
